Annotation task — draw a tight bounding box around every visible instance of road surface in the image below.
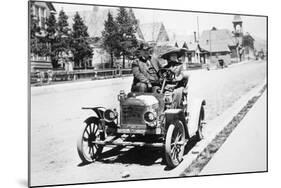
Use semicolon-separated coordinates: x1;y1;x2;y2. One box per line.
200;91;267;175
30;60;266;186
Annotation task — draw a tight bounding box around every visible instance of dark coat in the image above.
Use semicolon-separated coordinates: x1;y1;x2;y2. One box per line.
131;56;162;86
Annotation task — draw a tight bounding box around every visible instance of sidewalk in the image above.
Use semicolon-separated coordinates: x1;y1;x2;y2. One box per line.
200;91;267;175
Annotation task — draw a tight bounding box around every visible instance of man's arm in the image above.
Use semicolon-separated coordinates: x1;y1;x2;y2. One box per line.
132;60;150;84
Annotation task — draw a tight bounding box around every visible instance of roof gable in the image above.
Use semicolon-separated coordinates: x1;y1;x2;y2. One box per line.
200;29;238;47
138;22;169;43
67;7;118;37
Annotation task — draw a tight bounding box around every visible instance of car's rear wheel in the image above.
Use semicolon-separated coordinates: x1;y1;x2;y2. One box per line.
77;117;105;163
196;106;205;141
165;120;186;168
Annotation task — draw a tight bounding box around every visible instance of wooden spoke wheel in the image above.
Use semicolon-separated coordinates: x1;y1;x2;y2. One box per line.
77;117;105;163
165;121;186;168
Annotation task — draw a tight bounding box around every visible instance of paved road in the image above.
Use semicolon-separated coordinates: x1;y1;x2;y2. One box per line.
30;60;266;186
200;91;267;175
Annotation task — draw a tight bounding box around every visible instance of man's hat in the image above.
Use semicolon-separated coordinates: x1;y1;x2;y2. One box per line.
135;43;153;57
137;43;153;51
158;45;187;60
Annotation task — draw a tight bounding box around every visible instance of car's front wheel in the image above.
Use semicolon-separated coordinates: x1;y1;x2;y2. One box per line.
164;120;186;168
77;117;105;163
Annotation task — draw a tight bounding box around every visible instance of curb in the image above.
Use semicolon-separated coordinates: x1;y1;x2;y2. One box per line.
164;80;267;177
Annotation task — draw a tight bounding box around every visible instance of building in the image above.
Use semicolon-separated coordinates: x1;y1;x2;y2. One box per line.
232;15;243;38
30;1;56;72
200;26;239;63
67;6;119;38
67;7;139;68
137;22;170;45
30;1;56;29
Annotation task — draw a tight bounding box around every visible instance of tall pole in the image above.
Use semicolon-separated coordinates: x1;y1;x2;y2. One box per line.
197;16;200;42
209;30;212;63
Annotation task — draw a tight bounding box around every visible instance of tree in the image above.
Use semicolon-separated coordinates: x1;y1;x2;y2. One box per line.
102;11;119;68
53;9;71;62
70;12;93;68
45;13;58;67
115;7;138;68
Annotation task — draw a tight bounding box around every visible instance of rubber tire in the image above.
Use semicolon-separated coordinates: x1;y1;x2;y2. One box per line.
77;117;104;163
196;107;205;141
165;121;186;168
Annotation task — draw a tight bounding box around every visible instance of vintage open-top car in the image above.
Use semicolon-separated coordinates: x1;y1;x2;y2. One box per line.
77;68;206;168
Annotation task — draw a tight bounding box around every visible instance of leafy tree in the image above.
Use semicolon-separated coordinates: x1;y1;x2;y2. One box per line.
45;13;58;67
128;8;138;26
102;11;119;68
70;12;93;68
53;9;71;61
115;7;138;68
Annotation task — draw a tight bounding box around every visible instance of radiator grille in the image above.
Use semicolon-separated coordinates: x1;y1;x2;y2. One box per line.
121;105;145;126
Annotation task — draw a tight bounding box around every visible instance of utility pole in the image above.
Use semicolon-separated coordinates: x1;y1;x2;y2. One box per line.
197;16;200;42
209;29;212;63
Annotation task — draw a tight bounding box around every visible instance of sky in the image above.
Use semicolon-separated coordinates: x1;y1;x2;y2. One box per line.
53;3;267;41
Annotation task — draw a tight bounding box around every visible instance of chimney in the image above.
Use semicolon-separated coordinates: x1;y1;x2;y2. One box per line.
194;31;197;43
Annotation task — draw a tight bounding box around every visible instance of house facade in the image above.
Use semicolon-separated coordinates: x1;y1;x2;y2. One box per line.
30;1;56;29
30;1;56;72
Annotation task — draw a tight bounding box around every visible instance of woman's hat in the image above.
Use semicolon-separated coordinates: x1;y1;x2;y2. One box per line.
158;45;187;60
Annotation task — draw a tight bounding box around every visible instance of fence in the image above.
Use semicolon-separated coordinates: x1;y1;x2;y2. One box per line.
30;69;132;85
31;63;204;86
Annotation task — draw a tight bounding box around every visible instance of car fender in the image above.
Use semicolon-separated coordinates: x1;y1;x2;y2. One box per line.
82;107;106;119
187;98;206;137
164;109;189;139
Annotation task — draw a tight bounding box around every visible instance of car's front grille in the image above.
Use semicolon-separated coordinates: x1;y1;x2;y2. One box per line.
121;105;145;126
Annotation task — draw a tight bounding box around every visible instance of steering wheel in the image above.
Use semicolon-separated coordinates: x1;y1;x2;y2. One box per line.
157;68;175;81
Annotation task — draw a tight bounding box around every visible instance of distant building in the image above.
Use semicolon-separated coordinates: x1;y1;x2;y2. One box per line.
242;32;255;60
232;15;243;38
167;32;195;49
137;22;170;45
67;6;118;38
199;27;237;65
67;7;140;68
30;1;56;72
30;1;56;29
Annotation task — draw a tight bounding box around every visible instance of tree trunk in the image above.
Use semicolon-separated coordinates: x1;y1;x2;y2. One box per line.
123;53;125;68
110;52;114;68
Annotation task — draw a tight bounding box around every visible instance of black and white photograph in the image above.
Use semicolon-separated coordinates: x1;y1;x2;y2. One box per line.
28;0;267;187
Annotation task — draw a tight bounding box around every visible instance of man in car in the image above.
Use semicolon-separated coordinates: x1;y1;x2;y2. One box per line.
131;43;161;93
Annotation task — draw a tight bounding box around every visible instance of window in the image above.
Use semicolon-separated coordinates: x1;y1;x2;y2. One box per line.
40;7;46;28
35;6;39;17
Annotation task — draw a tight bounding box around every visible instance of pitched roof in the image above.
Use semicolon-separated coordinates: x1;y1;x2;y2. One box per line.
137;22;169;43
186;42;199;51
200;28;238;47
46;2;56;12
199;42;231;53
185;42;230;53
166;32;195;48
67;7;118;37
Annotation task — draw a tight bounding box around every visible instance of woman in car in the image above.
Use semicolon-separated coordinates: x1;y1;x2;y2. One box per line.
159;45;189;108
